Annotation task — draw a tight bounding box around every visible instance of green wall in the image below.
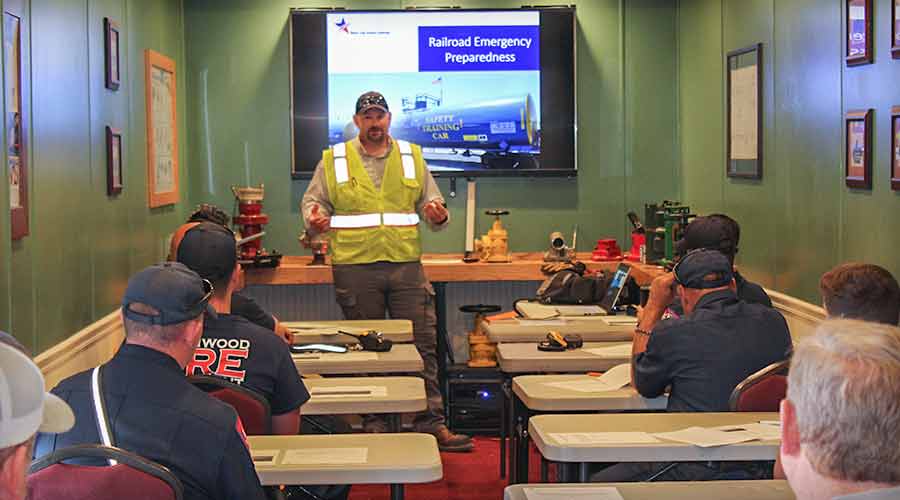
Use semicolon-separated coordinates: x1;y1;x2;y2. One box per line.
0;0;189;353
678;0;900;303
183;0;680;256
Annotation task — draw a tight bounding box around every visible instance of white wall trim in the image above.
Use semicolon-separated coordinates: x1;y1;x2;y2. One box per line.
35;309;124;389
767;288;826;341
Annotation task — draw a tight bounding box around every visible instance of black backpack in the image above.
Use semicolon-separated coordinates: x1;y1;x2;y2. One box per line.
536;265;610;305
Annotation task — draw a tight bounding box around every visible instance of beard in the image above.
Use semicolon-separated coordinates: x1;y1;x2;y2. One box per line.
365;127;385;143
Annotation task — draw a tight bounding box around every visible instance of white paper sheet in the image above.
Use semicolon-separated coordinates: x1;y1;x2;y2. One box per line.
251;449;280;465
516;319;568;326
524;487;625;500
310;385;388;398
654;426;759;447
293;352;379;361
584;344;633;358
721;422;781;441
549;432;661;445
542;364;632;393
282;447;368;465
554;305;605;316
600;316;639;326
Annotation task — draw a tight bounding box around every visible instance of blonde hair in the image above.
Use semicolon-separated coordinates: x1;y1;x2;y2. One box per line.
787;318;900;483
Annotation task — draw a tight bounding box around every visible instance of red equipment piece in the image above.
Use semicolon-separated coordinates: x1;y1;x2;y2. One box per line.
625;232;645;262
591;239;623;261
231;185;281;267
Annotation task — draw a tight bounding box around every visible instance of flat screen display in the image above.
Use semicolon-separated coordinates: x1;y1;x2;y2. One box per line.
290;8;576;178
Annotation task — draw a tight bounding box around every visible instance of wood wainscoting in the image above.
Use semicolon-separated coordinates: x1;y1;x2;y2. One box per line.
35;310;124;389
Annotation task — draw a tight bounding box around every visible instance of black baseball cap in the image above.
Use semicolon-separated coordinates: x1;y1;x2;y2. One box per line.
175;222;237;283
675;215;738;257
673;249;734;289
122;262;215;325
355;91;389;114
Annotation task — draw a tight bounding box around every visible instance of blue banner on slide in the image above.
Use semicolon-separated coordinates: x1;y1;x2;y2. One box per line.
418;25;539;72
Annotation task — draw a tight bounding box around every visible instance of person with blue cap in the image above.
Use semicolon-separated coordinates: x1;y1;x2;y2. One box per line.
0;332;74;500
592;249;792;482
33;263;267;500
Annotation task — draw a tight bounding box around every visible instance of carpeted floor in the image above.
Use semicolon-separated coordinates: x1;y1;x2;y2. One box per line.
347;436;543;500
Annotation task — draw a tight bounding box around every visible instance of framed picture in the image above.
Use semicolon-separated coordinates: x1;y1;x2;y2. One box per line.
845;109;873;189
893;0;900;59
144;49;178;208
846;0;873;66
104;17;120;90
726;44;762;180
891;106;900;190
4;1;28;240
106;126;123;195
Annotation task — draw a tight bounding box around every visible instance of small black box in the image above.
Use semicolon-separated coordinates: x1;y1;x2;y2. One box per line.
445;364;503;436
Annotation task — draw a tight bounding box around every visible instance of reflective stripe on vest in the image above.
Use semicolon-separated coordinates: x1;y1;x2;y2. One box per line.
395;140;416;180
331;212;420;229
333;142;349;184
382;212;420;226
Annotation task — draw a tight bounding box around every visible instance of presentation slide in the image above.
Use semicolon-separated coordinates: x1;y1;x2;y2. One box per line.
326;11;541;172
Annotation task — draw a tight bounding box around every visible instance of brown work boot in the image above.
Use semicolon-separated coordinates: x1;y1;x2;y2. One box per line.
430;425;474;452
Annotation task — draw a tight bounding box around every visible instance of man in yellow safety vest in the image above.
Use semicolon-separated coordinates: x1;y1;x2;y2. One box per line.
301;91;473;452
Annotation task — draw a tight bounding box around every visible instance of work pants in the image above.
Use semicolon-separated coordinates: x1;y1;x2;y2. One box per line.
332;261;444;431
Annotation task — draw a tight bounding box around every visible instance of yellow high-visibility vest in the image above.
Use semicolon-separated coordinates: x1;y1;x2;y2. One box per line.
323;139;425;265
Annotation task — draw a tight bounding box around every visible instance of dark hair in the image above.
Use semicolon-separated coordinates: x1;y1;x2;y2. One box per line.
187;204;229;227
820;263;900;326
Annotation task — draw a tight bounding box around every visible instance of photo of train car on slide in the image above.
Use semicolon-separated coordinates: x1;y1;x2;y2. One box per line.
329;92;540;173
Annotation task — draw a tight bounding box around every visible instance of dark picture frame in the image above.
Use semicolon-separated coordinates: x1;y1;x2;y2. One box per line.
891;106;900;191
846;0;873;66
726;44;762;180
845;109;873;189
106;126;123;195
893;0;900;59
4;1;29;240
104;17;120;90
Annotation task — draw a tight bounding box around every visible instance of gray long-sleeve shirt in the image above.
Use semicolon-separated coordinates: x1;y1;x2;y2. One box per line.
301;136;448;234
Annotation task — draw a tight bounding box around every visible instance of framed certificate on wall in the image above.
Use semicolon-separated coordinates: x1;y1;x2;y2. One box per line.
845;109;872;189
726;44;762;180
891;106;900;190
144;49;178;208
846;0;873;66
4;0;29;240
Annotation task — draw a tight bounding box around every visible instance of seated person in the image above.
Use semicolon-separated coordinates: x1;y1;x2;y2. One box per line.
1;333;74;500
174;222;309;435
667;214;772;318
781;319;900;500
33;263;267;500
819;262;899;326
173;203;291;342
593;249;792;482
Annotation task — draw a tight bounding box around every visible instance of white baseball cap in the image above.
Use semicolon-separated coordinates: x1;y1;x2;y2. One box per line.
0;341;74;449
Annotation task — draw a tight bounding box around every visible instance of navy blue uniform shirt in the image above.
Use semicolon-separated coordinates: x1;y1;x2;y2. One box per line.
231;292;276;331
635;289;792;412
187;313;309;415
34;344;266;500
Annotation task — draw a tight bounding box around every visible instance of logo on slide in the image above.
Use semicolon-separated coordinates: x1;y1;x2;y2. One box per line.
335;17;350;33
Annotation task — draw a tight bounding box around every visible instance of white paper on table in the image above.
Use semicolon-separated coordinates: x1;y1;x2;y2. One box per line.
524;487;624;500
310;385;388;398
542;364;632;393
600;316;639;326
584;344;633;358
654;426;759;447
282;447;368;465
717;422;781;441
554;305;605;316
516;319;568;326
549;432;661;445
516;302;561;319
251;449;281;465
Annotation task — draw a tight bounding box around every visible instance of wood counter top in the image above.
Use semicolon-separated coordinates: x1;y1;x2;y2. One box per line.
245;252;665;286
